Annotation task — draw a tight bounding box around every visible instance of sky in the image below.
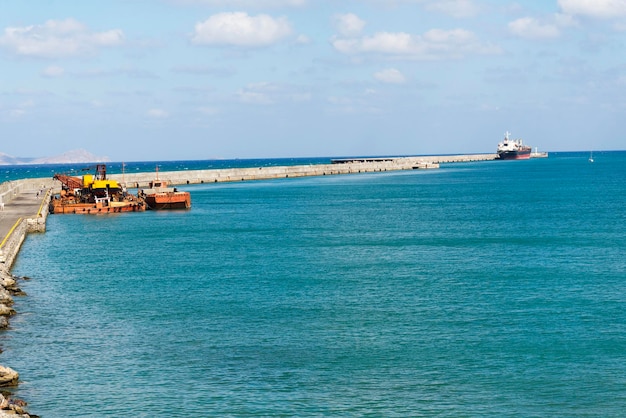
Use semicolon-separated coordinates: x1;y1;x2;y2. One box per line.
1;0;625;161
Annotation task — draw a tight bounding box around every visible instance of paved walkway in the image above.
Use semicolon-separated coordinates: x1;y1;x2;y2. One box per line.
0;189;47;244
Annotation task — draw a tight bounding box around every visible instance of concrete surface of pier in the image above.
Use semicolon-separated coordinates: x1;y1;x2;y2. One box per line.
0;180;50;269
110;154;498;188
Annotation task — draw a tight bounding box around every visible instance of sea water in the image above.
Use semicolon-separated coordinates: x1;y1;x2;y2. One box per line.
4;152;626;416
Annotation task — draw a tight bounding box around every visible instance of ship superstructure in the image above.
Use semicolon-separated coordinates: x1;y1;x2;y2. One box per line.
497;132;532;160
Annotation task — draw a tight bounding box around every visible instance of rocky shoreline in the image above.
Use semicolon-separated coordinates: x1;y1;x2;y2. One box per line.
0;267;34;417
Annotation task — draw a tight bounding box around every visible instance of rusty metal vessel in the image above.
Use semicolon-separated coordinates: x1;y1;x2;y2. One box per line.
49;164;146;214
139;168;191;210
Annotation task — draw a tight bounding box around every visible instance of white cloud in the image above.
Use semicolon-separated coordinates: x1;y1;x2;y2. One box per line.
191;12;293;47
0;18;123;58
236;82;281;104
147;109;169;118
424;0;481;18
558;0;626;19
41;66;65;78
5;99;35;118
236;82;309;104
374;68;406;84
332;13;366;37
508;17;561;40
332;28;500;60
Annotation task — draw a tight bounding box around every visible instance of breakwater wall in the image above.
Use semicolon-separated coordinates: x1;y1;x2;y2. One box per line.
0;186;50;269
109;154;497;188
0;178;54;206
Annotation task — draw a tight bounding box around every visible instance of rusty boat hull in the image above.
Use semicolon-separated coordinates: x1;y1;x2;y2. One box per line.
50;164;147;215
140;171;191;210
144;192;191;210
49;199;146;214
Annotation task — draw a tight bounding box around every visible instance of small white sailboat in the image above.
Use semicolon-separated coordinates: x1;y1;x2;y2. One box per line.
589;151;594;163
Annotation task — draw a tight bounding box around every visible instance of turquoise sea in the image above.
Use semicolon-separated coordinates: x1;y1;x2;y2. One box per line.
4;152;626;417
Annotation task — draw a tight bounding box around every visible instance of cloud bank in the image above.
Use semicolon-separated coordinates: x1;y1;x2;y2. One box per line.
558;0;626;19
191;12;293;47
332;24;500;60
0;18;123;58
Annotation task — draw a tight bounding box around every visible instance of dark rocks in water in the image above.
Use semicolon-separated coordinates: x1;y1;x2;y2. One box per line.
0;392;32;416
0;271;33;416
0;274;15;331
10;290;26;297
2;282;24;297
0;305;15;317
0;366;18;387
0;289;12;307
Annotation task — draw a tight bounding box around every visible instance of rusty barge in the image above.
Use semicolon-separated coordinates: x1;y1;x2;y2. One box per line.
138;168;191;210
49;165;146;214
49;164;192;214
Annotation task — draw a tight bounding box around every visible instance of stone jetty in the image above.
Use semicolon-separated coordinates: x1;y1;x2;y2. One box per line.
109;154;497;188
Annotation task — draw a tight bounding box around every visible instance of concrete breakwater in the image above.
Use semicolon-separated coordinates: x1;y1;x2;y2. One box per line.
110;154;497;188
0;182;50;267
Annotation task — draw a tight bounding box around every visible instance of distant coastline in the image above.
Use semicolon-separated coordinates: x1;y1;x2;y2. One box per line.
0;149;109;166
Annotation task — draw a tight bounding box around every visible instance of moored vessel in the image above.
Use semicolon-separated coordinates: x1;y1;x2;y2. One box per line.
139;168;191;210
49;164;146;214
497;131;532;160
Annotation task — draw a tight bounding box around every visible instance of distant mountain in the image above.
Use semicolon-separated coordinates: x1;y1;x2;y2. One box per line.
0;149;110;165
0;152;24;165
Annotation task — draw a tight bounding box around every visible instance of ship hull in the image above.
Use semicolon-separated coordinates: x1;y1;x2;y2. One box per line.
144;192;191;210
49;201;145;214
498;149;532;160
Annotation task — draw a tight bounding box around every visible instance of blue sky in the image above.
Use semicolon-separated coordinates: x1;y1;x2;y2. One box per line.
1;0;625;161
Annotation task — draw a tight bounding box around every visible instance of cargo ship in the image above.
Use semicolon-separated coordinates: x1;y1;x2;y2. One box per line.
497;131;532;160
139;169;191;210
49;164;146;214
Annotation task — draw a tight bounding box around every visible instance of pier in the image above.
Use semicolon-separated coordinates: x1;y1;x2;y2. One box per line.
0;180;50;268
108;154;498;188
